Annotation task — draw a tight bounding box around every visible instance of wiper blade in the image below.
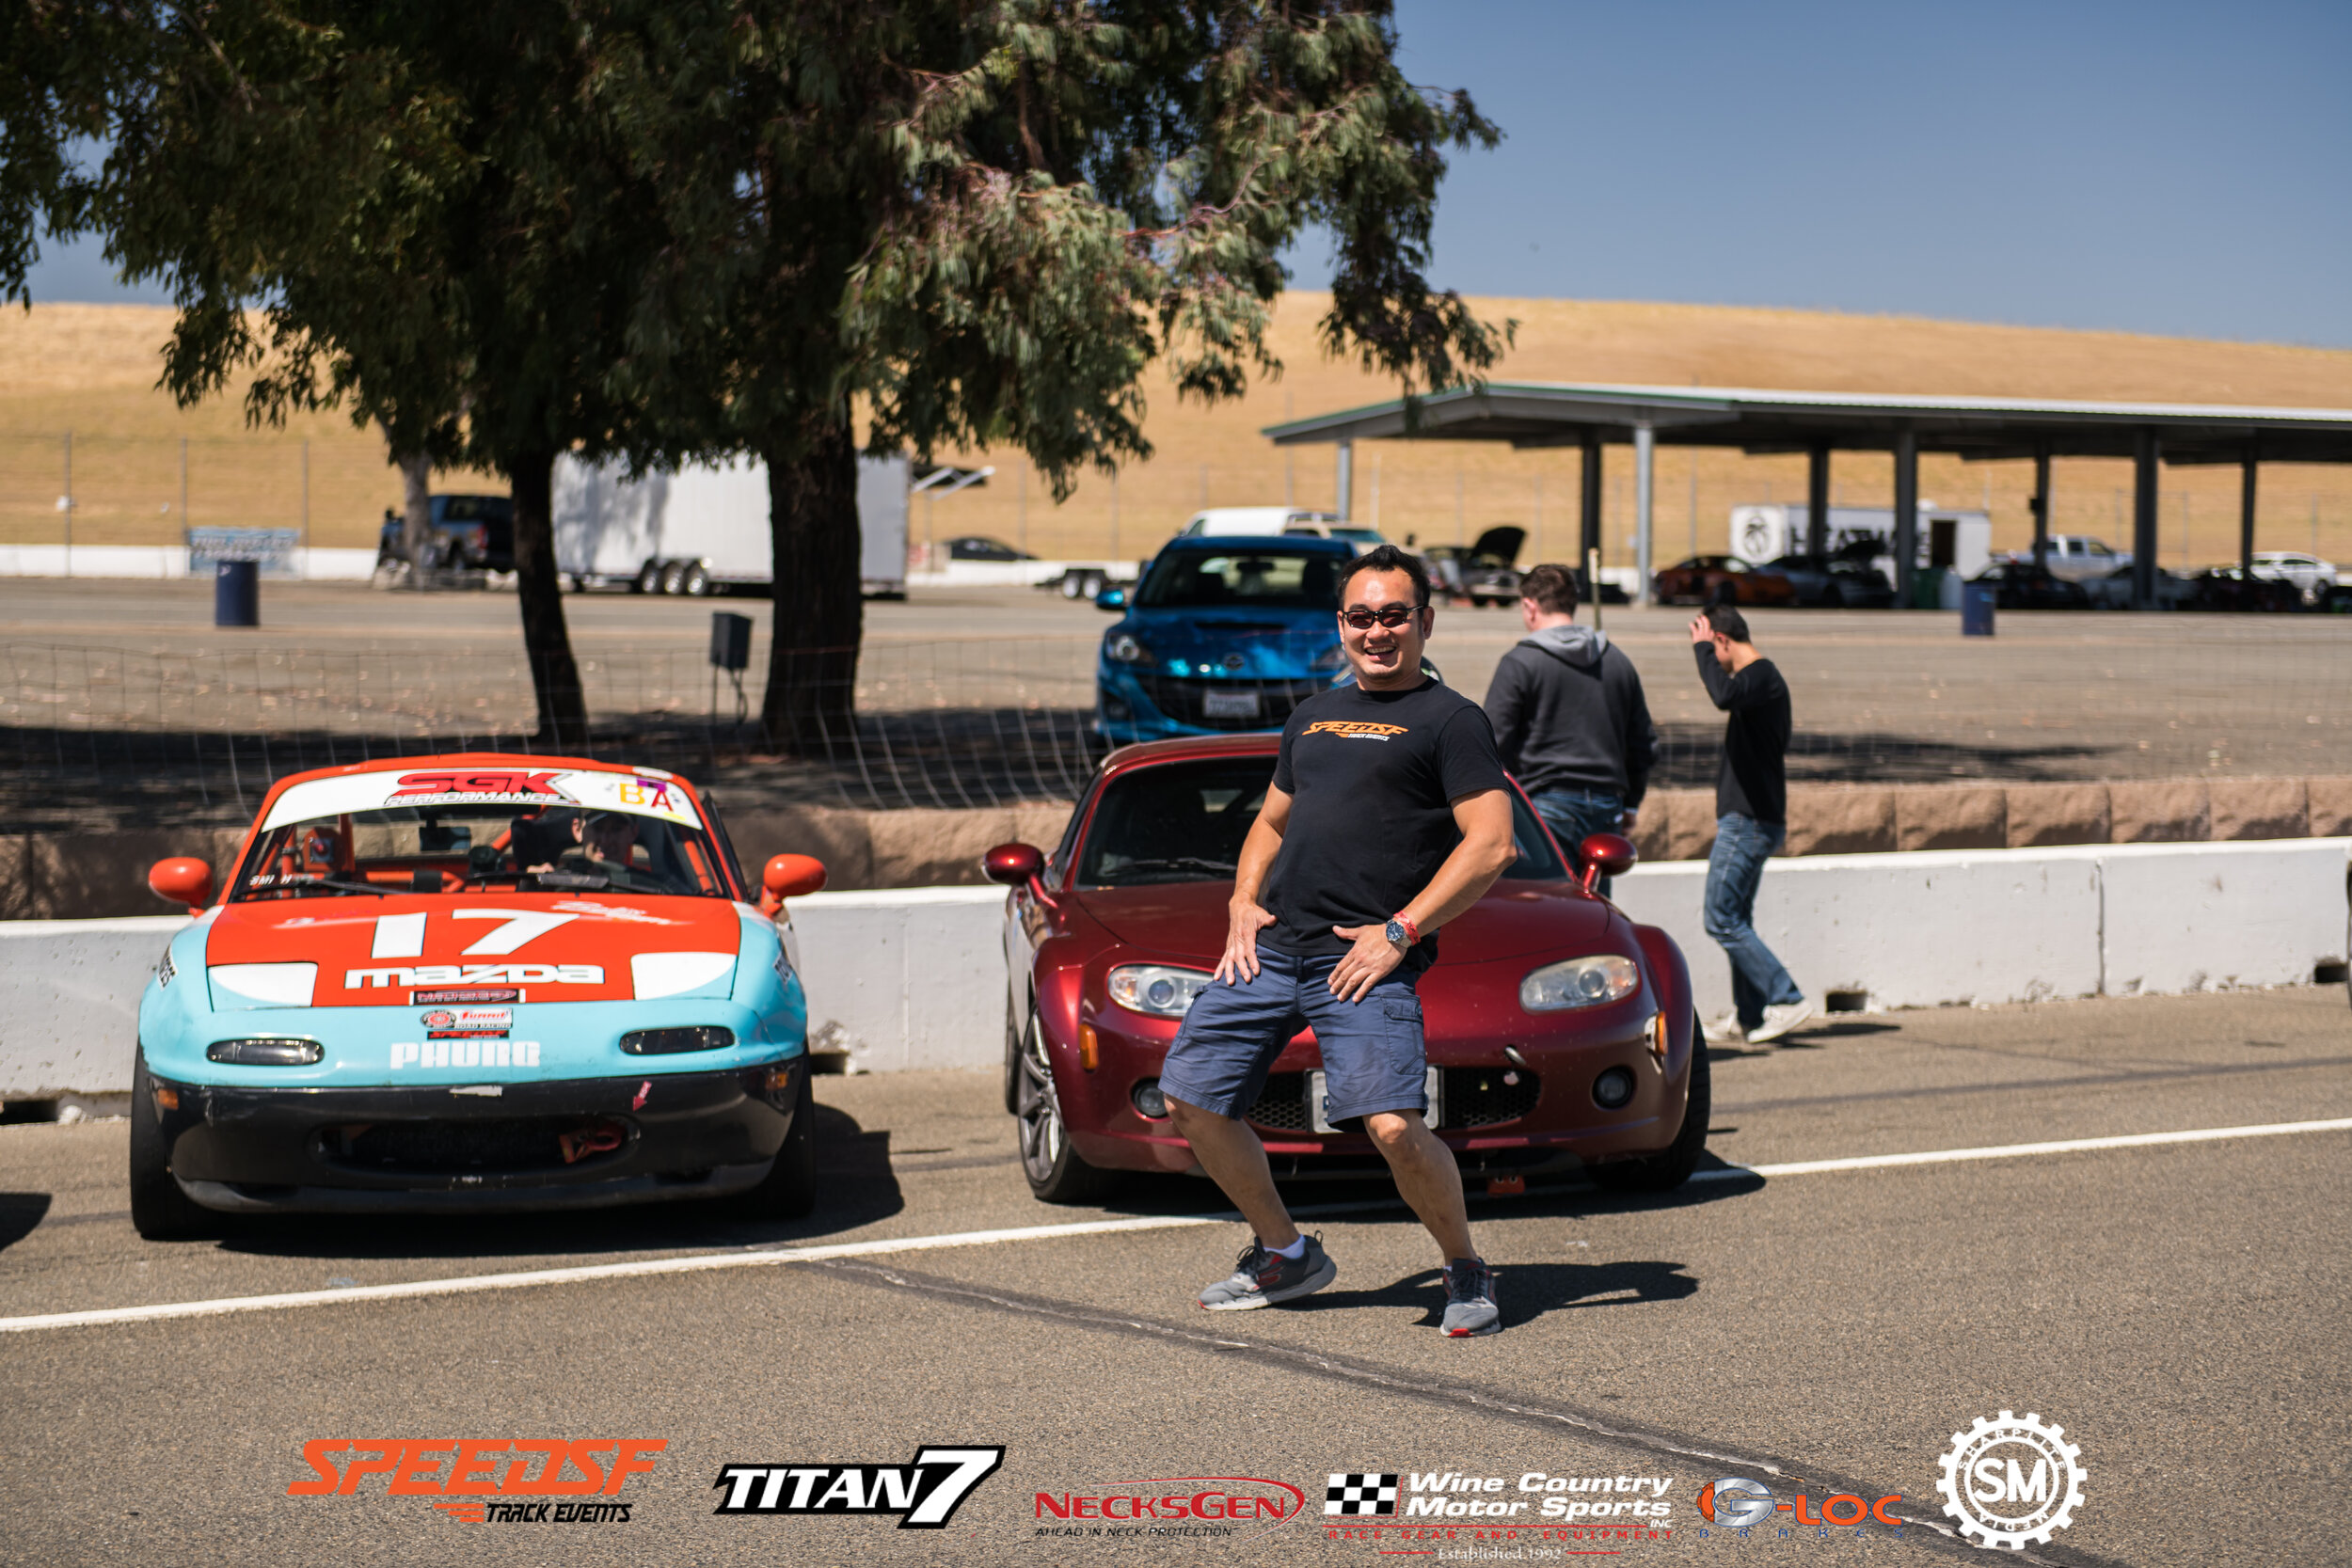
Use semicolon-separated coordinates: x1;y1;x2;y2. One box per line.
269;877;393;898
527;868;612;890
1113;856;1236;875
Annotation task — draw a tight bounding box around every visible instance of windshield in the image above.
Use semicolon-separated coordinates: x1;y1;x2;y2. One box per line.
1075;758;1566;888
1136;549;1341;610
231;768;733;901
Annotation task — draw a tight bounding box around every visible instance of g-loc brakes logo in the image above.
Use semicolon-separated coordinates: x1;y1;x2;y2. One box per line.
1697;1478;1903;1528
290;1439;662;1524
1935;1411;2086;1550
713;1446;1003;1529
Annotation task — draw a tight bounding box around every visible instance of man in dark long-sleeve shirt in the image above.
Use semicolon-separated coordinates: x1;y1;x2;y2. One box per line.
1691;604;1811;1044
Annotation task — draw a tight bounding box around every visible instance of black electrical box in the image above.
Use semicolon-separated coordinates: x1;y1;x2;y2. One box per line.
708;611;753;672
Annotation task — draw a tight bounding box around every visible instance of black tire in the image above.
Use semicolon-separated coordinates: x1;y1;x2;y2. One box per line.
1058;573;1086;599
129;1047;215;1241
1591;1021;1710;1193
730;1061;818;1219
1823;583;1846;610
659;560;691;595
632;559;663;594
680;562;711;596
1012;1010;1117;1204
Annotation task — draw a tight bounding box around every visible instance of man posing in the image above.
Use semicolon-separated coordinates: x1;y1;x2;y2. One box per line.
1690;604;1812;1044
1485;562;1656;895
1161;546;1518;1336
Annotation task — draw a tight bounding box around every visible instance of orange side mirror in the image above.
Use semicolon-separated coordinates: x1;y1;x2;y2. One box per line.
759;853;828;914
149;856;215;912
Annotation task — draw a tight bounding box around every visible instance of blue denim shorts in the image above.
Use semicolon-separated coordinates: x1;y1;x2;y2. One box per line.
1158;945;1427;1125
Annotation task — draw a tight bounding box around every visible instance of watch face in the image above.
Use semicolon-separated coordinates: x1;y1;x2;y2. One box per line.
1385;919;1406;946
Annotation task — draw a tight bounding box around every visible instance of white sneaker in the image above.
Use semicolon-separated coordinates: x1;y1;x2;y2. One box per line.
1746;999;1817;1044
1700;1011;1746;1043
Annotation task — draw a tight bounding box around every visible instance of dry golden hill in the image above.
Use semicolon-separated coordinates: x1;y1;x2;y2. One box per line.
5;297;2349;563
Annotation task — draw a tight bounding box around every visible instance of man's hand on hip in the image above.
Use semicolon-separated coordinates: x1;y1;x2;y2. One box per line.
1216;898;1278;984
1327;924;1406;1001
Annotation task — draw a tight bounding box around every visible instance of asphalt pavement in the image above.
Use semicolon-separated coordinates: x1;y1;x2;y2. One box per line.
2;985;2348;1567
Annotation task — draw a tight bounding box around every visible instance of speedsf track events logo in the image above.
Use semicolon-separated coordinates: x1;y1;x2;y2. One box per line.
289;1438;662;1523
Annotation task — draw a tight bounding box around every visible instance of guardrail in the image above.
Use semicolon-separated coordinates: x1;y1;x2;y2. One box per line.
3;838;2343;1099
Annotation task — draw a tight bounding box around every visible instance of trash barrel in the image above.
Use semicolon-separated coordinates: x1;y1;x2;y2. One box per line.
1961;580;1996;637
215;558;260;627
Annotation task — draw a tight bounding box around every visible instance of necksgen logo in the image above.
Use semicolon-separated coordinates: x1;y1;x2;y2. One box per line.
713;1446;1004;1529
290;1439;663;1525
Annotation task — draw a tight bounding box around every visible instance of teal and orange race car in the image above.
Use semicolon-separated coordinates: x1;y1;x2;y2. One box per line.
130;753;828;1239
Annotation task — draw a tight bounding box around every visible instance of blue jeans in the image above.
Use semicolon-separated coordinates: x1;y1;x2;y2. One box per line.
1160;946;1426;1125
1704;813;1802;1029
1529;788;1625;897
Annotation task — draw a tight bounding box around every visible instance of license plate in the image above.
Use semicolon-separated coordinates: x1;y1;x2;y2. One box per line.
1202;689;1261;719
1308;1068;1443;1133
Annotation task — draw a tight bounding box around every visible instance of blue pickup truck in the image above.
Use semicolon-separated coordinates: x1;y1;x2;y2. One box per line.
374;495;515;573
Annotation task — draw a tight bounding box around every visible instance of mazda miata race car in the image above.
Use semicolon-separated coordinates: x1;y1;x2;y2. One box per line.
983;734;1706;1202
131;753;828;1239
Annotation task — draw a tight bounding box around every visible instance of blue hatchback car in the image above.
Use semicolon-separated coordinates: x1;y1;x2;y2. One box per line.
1095;535;1353;743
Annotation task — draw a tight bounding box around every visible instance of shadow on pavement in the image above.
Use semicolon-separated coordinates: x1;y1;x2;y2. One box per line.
209;1101;905;1262
0;1193;53;1254
1300;1257;1700;1329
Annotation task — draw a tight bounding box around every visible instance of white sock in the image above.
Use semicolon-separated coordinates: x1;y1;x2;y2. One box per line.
1268;1234;1308;1260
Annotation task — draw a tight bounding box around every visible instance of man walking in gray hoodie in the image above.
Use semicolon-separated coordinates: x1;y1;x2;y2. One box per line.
1484;563;1656;895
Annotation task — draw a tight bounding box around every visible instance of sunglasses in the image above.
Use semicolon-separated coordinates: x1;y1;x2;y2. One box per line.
1340;605;1423;630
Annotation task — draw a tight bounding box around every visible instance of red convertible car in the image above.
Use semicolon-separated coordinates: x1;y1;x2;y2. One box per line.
982;734;1705;1203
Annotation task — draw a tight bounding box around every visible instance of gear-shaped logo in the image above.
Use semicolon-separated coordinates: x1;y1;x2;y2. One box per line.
1936;1410;2086;1549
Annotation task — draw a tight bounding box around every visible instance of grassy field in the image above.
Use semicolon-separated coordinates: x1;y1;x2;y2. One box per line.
5;296;2350;565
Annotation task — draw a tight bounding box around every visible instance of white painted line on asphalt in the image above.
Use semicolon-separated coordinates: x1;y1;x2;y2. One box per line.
6;1115;2348;1335
1692;1115;2352;1180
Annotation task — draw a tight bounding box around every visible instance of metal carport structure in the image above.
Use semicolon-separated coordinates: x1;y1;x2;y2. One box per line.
1263;384;2352;609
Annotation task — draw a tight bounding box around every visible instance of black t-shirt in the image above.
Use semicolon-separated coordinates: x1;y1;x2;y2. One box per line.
1693;646;1792;824
1262;677;1507;973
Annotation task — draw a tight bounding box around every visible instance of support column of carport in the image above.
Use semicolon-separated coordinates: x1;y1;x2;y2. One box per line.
2031;441;2053;572
1335;440;1354;522
1892;426;1918;605
1580;430;1603;605
2132;428;2161;610
2240;440;2259;575
1807;443;1831;558
1633;422;1655;606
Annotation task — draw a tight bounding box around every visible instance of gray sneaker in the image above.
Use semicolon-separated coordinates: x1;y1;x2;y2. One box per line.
1198;1234;1337;1311
1442;1257;1501;1337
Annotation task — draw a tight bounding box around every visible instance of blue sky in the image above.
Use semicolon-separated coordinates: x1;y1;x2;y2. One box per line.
24;1;2351;346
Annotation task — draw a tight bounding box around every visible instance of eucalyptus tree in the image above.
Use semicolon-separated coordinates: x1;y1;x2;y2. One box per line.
596;1;1507;746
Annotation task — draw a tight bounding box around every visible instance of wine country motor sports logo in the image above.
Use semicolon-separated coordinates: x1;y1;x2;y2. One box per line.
1935;1411;2087;1550
713;1446;1004;1529
289;1438;663;1523
1327;1474;1399;1516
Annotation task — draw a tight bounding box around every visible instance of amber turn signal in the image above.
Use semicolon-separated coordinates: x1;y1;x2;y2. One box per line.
1078;1023;1099;1072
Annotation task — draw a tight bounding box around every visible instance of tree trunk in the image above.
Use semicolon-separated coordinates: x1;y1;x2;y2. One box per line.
759;420;862;754
396;448;434;585
508;448;589;747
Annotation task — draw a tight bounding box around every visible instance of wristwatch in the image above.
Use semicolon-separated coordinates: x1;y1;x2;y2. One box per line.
1384;912;1420;950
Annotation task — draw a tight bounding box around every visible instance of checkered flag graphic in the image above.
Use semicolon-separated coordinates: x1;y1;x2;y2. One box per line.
1326;1473;1400;1516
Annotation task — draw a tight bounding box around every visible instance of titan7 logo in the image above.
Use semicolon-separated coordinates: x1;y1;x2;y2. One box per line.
713;1447;1005;1529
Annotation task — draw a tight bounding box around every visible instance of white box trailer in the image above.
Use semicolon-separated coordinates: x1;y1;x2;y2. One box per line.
1729;503;1991;581
554;452;910;597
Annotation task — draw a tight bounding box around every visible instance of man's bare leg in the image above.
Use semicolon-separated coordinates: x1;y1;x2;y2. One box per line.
1364;1110;1475;1260
1167;1095;1298;1248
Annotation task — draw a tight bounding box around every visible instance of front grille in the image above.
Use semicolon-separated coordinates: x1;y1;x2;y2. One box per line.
322;1117;633;1175
1127;673;1320;732
1242;1068;1539;1132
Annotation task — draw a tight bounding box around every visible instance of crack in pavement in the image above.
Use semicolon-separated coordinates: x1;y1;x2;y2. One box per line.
808;1257;2135;1568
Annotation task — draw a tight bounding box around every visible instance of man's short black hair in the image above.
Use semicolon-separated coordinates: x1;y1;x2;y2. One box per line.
1336;544;1431;608
1703;602;1753;642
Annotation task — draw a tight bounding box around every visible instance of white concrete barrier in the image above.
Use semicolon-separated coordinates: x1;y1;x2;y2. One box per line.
0;545;377;580
2;843;2343;1093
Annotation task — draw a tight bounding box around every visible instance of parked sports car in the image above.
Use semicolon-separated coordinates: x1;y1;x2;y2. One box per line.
1652;555;1800;608
1762;554;1897;609
981;734;1705;1203
2190;567;2304;613
1970;561;2091;610
130;753;829;1238
1421;525;1527;607
1094;535;1354;743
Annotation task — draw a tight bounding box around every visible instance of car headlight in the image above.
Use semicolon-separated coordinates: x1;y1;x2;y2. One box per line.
1310;641;1347;672
1519;955;1640;1011
1106;964;1213;1017
1104;633;1153;665
620;1026;737;1054
206;1037;323;1066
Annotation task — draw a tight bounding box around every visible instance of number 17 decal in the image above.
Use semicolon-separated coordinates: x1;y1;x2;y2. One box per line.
370;910;578;959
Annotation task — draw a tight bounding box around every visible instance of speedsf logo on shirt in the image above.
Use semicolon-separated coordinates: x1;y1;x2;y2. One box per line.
1302;721;1408;741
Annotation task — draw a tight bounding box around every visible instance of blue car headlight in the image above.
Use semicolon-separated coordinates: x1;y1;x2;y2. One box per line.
1310;641;1347;672
1105;632;1153;665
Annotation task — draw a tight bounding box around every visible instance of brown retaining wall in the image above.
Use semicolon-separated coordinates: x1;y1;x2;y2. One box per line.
8;778;2349;923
